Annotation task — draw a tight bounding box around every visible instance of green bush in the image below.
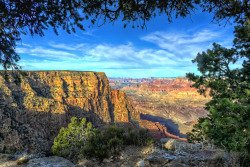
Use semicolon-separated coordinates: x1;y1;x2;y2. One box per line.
126;128;154;146
138;128;154;146
103;125;125;154
80;128;109;161
81;125;126;161
52;117;93;160
187;117;209;143
53;120;154;162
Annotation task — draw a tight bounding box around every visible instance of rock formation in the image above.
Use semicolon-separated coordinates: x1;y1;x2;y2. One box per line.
116;77;211;137
139;120;187;141
0;71;139;154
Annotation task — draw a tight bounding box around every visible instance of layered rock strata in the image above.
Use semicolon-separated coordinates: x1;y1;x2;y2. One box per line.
119;77;211;137
0;71;139;153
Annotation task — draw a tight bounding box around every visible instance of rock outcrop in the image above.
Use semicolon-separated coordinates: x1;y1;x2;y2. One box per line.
0;71;139;154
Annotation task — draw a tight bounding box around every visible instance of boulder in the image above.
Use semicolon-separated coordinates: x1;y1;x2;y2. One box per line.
164;139;186;150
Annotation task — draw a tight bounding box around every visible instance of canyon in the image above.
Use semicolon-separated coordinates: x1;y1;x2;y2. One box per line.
0;71;210;155
0;71;140;154
109;77;211;138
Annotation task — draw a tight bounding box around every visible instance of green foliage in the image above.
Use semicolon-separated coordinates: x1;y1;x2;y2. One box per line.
186;15;249;154
187;117;210;143
81;125;126;161
53;121;153;161
81;125;153;161
126;127;154;146
80;128;109;161
52;117;93;160
4;150;16;154
201;0;249;25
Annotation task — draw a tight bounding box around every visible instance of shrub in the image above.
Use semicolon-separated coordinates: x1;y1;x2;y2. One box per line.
104;125;125;154
81;125;126;161
138;128;154;146
126;128;154;146
80;128;108;161
53;121;154;162
103;125;125;141
52;117;93;160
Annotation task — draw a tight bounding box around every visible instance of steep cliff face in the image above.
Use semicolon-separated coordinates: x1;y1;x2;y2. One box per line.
0;71;139;154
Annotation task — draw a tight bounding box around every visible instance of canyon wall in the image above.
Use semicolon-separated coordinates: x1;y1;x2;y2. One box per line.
0;71;139;154
110;77;211;137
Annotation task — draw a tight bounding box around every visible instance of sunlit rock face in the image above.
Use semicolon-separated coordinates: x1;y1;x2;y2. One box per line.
114;77;211;137
0;71;139;154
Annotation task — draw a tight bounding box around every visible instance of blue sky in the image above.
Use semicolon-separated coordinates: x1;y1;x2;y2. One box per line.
11;7;239;78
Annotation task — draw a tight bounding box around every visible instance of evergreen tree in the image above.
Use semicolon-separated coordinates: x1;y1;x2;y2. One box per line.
52;117;93;160
186;18;249;154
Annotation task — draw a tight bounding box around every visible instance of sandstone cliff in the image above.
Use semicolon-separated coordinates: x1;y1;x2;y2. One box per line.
0;71;139;154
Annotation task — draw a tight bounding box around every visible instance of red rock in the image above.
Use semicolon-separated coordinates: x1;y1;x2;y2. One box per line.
139;120;187;141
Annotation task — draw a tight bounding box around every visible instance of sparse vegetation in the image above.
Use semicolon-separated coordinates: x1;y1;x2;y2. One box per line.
52;117;153;162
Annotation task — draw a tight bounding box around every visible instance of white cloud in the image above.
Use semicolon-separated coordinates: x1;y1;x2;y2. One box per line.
16;48;28;53
17;42;187;72
14;27;237;77
141;29;225;59
85;43;180;68
49;43;87;51
81;29;98;36
16;42;32;48
17;46;79;60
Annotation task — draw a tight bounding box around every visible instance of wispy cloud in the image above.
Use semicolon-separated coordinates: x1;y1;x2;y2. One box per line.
81;29;98;36
84;43;180;69
141;29;230;59
49;43;87;51
17;46;79;60
16;42;32;48
16;41;199;76
14;27;236;77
